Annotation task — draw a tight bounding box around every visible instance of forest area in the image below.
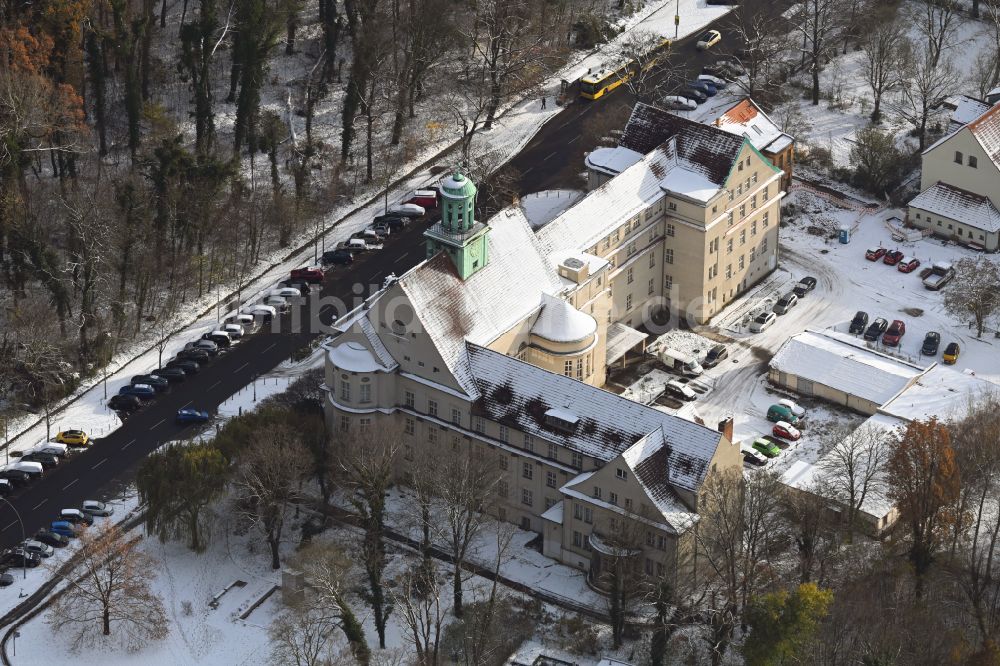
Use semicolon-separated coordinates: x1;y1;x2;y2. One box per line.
0;0;634;418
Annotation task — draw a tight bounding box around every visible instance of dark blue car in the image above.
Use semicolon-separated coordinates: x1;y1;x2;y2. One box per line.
50;521;77;539
119;383;156;400
688;80;717;96
176;408;210;425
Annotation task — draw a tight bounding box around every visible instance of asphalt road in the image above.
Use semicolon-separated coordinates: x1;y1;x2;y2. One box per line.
0;219;434;549
509;0;790;194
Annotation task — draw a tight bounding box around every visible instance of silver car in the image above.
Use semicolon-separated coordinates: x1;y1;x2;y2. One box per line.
21;539;54;558
81;500;114;517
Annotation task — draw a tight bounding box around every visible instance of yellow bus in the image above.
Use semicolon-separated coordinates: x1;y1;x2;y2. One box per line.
579;37;671;101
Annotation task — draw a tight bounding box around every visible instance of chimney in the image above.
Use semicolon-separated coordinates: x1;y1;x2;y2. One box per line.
717;416;734;443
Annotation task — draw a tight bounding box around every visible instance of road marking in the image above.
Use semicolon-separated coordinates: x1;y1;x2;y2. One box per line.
62;479;78;490
32;499;47;510
521;166;534;176
543;150;558;162
122;438;135;450
2;521;16;532
568;134;580;144
264;342;276;352
209;380;220;390
150;418;166;430
91;458;107;470
235;362;248;372
181;400;191;409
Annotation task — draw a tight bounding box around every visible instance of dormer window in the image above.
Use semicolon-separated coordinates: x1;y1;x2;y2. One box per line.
544;407;579;433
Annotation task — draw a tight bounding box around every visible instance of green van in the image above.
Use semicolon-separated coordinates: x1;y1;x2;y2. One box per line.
766;404;799;425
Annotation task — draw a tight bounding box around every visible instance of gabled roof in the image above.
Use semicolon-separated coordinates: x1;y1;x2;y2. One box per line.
909;182;1000;233
712;98;794;155
968;103;1000;170
940;94;991;129
397;206;562;396
622;430;698;532
618;102;745;184
466;343;723;493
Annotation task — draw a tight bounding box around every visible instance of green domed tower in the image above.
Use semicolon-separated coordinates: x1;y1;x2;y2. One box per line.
424;171;490;280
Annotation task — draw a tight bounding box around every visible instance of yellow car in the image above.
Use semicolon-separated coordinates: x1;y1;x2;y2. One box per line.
696;29;722;50
55;430;90;447
943;342;960;364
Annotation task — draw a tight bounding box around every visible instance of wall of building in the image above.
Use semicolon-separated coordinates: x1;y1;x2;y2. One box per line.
921;130;1000;207
768;368;882;416
908;205;999;250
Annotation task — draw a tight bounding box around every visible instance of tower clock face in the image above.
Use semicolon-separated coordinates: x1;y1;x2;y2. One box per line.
470;243;481;259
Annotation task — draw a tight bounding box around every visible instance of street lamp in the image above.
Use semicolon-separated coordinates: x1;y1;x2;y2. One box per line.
675;0;680;39
11;630;19;656
0;498;26;579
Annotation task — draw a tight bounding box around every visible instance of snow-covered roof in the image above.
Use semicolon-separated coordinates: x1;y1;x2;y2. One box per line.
530;293;597;343
519;190;584;231
770;330;926;406
621;429;698;532
584;146;644;176
606;322;648;365
941;94;992;128
880;364;1000;423
466;343;724;493
909;182;1000;233
711;98;794;156
327;340;392;373
968;102;1000;169
540;499;564;525
398;206;562;396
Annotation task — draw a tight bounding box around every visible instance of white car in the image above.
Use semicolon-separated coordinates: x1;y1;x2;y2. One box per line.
665;380;697;402
263;295;288;309
21;540;53;558
270;287;302;299
749;311;777;333
223;323;245;339
30;443;68;457
778;398;806;418
662;95;697;111
697;73;727;89
388;203;425;218
242;304;277;320
741;447;768;467
696;29;722;50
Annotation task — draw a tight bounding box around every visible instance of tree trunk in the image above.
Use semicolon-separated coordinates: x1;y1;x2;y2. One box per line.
269;534;280;570
286;13;297;55
452;559;463;618
811;63;820;105
160;0;168;28
103;605;111;635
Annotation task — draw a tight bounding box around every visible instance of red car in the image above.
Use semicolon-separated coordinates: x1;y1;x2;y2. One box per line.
882;250;904;266
882;319;906;347
865;247;887;261
290;267;324;284
406;189;438;209
897;257;921;273
772;422;801;441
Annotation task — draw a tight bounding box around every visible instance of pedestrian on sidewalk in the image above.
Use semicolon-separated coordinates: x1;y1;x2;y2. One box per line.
541;96;547;109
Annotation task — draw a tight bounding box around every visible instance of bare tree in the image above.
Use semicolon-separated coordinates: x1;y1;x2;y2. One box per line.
339;425;399;649
897;48;960;150
592;512;647;649
269;600;340;666
818;422;890;542
861;22;907;123
790;0;845;105
47;523;168;651
232;423;311;569
907;0;963;69
782;482;841;585
730;7;787;99
605;31;676;103
392;561;448;665
944;256;1000;338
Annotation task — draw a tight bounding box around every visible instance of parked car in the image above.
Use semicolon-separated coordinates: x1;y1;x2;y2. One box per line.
882;249;904;265
55;430;89;447
60;509;94;526
703;344;729;368
186;339;220;355
772;421;802;441
20;452;58;469
864;317;889;341
696;29;722;49
323;248;354;265
33;530;69;548
897;257;921;273
921;331;941;355
752;437;780;458
0;470;30;487
177;348;211;364
767;404;799;425
742;447;769;466
151;367;186;383
849;311;869;334
372;213;407;230
388;203;425;218
290;267;325;283
865;247;887;261
772;292;798;315
923;261;956;290
241;304;277;322
749;311;777;332
687;79;717;96
883;319;906;347
271;287;303;299
777;398;806;418
222;323;245;340
176;408;210;425
405;189;439;209
664;380;697;402
370;221;392;237
6;461;42;479
119;383;157;399
131;374;169;391
21;540;54;558
792;276;817;297
228;313;256;330
682;87;708;104
202;330;233;348
0;479;12;496
0;573;13;587
165;359;200;375
661;95;697;111
0;549;40;568
697;73;727;89
943;342;961;364
81;500;114;517
49;521;78;539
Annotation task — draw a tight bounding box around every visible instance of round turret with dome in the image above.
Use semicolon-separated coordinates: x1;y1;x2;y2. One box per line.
439;171;478;234
423;169;491;281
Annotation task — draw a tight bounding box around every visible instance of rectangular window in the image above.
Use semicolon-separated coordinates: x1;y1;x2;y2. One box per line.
763;185;769;199
576;357;583;379
428;400;438;417
739;255;745;270
627;267;634;284
737;184;743;195
739;204;746;219
572;451;583;469
763;211;770;227
616;468;627;480
657;535;667;551
545;497;555;510
404;390;414;408
497;480;508;498
752;220;758;236
522;462;533;480
609;492;618;505
625;294;633;310
573;531;582;547
404;445;414;461
645;559;654;575
750;247;756;262
593;486;602;500
648;278;654;295
646;532;655;546
627;242;637;256
429;428;438;444
761;238;769;253
522;489;533;507
564;360;573;377
574;503;582;520
970;155;978;168
546;471;557;489
665;249;674;264
666;223;675;237
740;229;746;245
524;434;534;452
405;417;415;435
584;507;593;524
451;408;461;425
668;201;677;211
498;452;507;469
727;238;733;253
728;190;734;202
473;416;485;433
340;415;350;432
751;194;757;210
649;253;655;268
359;383;371;403
664;275;673;290
752;172;758;184
359;417;371;432
340;380;350;401
727;211;734;227
548;442;558;460
499;425;509;443
955;150;963;164
726;264;732;279
625;498;633;511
